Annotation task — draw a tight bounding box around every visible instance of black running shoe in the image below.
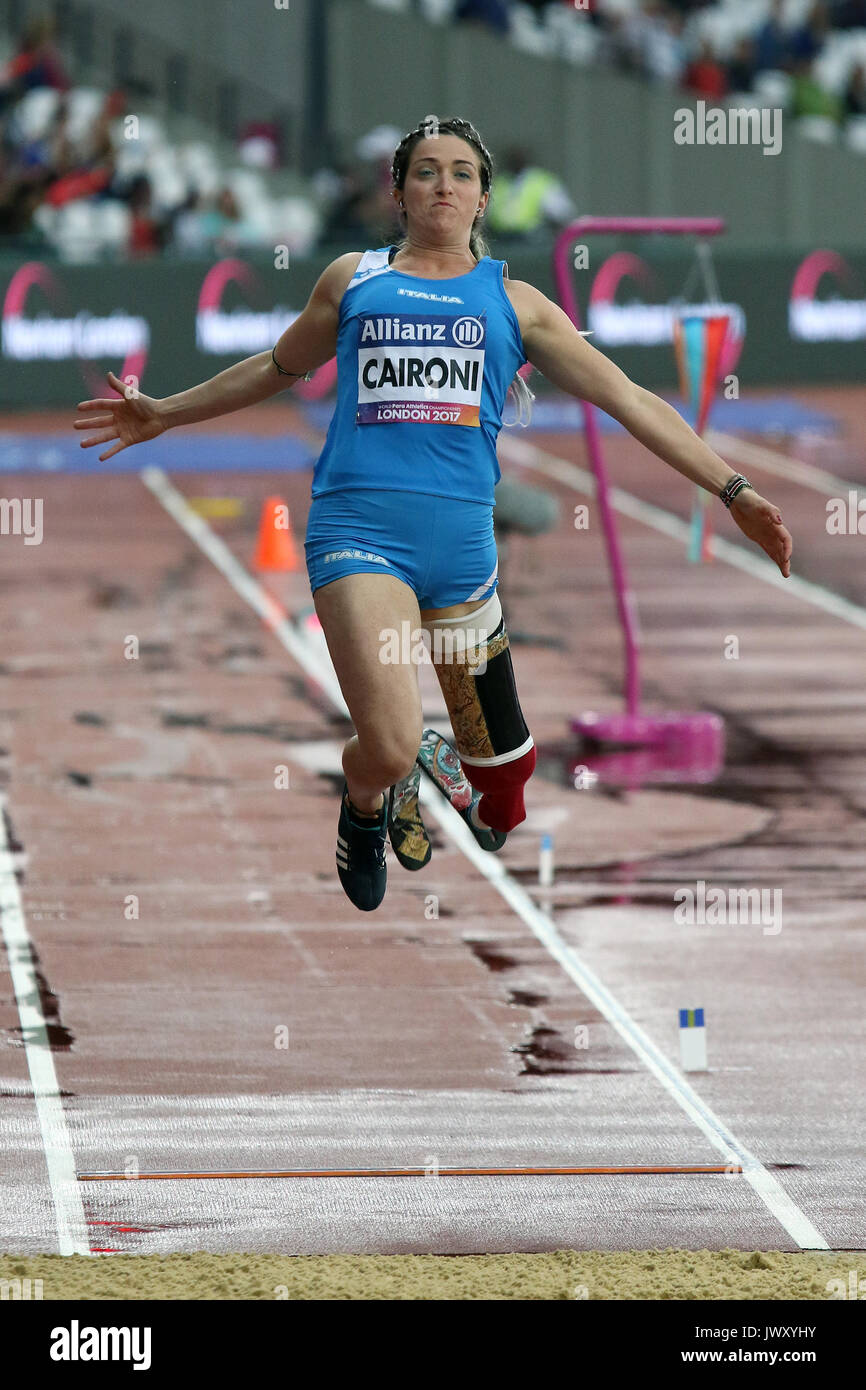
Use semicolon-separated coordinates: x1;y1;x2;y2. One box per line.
336;783;387;912
387;764;432;870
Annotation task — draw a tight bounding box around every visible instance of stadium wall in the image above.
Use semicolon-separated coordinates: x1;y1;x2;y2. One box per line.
2;243;865;409
326;0;865;254
4;0;862;245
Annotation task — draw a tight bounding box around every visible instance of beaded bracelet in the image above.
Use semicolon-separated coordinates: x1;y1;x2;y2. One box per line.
272;346;312;380
719;473;754;509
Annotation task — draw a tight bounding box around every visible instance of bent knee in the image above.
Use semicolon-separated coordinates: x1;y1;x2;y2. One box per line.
361;730;422;787
381;748;419;786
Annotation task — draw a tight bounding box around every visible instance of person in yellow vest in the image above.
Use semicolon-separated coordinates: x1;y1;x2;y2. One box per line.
486;144;575;236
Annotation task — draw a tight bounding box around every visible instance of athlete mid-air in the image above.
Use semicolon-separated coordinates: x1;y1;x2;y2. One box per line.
74;116;792;914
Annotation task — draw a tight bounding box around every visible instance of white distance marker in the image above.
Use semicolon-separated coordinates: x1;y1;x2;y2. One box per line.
539;833;554;888
679;1007;708;1072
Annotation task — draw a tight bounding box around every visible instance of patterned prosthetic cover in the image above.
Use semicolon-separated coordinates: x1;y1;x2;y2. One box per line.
422;594;535;831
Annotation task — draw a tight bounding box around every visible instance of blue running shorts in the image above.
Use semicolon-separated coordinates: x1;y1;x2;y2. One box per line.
304;489;499;609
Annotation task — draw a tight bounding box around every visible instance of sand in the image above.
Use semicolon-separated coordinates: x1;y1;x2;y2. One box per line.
0;1249;854;1300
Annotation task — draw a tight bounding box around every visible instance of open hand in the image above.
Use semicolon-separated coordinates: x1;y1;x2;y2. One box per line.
73;370;166;462
729;487;792;578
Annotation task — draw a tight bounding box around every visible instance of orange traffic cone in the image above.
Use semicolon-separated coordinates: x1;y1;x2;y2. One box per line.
253;496;299;572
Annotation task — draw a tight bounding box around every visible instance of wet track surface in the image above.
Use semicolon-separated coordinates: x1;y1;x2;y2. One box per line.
1;391;864;1255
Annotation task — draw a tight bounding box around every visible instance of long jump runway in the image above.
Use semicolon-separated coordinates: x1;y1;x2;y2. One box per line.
1;394;864;1257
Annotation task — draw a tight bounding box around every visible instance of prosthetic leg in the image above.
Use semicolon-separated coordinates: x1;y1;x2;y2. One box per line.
387;763;431;870
387;729;506;868
421;592;535;834
415;727;506;852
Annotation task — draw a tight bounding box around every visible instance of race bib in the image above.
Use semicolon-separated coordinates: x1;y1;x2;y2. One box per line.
356;312;485;426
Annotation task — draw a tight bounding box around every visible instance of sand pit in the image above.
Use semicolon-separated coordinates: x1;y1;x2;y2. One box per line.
0;1249;852;1300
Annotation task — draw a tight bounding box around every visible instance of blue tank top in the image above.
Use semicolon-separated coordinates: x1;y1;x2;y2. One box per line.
311;245;527;506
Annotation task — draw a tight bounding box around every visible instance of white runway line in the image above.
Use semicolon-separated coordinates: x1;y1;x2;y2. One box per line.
498;434;866;632
141;465;830;1251
140;466;348;713
0;799;91;1255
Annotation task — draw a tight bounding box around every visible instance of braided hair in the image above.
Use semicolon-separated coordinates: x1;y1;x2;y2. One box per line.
389;117;533;428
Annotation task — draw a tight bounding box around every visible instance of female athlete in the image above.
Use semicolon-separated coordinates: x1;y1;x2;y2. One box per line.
74;117;793;914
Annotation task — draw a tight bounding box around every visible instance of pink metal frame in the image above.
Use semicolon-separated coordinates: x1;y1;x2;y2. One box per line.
552;216;725;738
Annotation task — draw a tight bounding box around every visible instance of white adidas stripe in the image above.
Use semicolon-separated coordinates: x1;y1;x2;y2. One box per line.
465;559;499;602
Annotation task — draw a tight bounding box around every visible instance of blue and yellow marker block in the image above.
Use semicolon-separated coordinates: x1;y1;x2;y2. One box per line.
679;1007;707;1072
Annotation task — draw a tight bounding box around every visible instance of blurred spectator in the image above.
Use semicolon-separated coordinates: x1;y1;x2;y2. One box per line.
333;172;395;244
789;1;831;65
14;94;73;178
8;0;866;261
616;1;687;85
0;79;126;250
319;124;404;245
726;37;758;94
168;189;211;256
454;0;511;34
354;124;402;164
197;186;260;254
649;7;687;83
237;119;282;170
486;144;574;236
81;91;125;165
0;16;69;103
0;162;52;238
320;162;378;241
843;61;866;117
127;175;167;257
42;94;115;208
0;13;323;261
43;160;113;207
790;57;843;119
754;0;790;73
684;40;728;99
348;124;405;241
365;130;405;242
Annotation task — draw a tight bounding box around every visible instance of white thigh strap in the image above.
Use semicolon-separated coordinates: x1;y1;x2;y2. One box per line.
420;591;502;638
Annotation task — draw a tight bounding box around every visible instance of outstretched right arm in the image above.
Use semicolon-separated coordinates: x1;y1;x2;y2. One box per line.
74;253;361;461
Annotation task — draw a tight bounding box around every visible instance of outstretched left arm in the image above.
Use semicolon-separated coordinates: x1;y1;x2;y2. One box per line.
509;280;792;578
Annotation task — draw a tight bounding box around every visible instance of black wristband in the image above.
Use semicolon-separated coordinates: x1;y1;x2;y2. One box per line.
271;346;312;380
720;474;753;509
